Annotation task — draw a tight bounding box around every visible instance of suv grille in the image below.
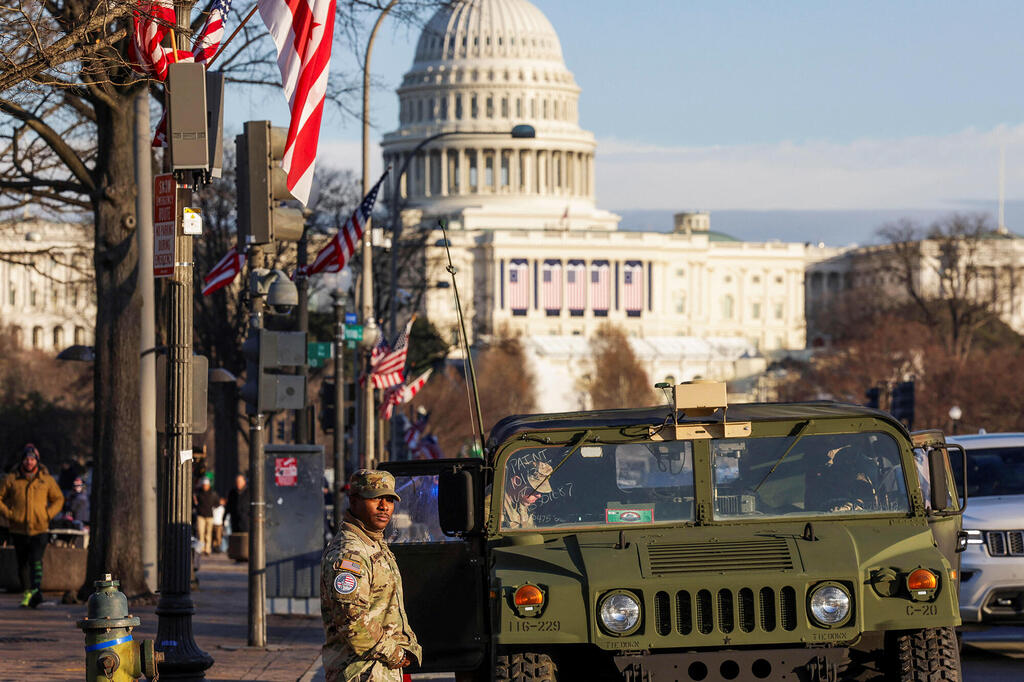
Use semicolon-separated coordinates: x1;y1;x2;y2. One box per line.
986;530;1024;556
655;586;800;637
645;538;794;574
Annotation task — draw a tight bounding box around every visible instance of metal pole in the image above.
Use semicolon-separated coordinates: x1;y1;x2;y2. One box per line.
332;291;346;529
360;0;398;469
246;244;267;648
135;92;158;593
295;218;310;444
154;4;213;678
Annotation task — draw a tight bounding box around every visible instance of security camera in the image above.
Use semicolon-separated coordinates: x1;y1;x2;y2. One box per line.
266;274;298;316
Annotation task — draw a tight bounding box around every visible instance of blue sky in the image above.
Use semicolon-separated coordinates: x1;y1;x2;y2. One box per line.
229;1;1024;243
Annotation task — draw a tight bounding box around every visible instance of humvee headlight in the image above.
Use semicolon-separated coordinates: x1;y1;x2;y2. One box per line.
809;584;851;626
598;591;641;635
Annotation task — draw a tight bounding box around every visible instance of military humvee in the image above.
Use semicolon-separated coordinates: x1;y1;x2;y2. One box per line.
382;382;967;681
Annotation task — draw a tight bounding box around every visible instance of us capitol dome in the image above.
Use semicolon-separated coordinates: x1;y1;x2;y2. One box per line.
381;0;619;231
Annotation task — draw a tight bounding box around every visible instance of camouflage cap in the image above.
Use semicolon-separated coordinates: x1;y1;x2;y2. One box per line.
348;469;401;501
526;461;553;494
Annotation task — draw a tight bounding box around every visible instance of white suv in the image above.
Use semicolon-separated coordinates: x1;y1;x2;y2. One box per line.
947;432;1024;625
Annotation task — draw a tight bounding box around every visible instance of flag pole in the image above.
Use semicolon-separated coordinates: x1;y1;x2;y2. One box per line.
205;4;260;69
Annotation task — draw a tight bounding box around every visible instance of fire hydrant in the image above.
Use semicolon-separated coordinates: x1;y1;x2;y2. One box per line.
77;574;161;681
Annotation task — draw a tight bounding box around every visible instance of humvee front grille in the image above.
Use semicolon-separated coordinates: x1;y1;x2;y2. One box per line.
655;586;800;638
646;538;794;574
986;530;1024;557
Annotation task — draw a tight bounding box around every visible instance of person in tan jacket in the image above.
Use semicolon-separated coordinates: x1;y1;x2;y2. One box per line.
0;444;63;607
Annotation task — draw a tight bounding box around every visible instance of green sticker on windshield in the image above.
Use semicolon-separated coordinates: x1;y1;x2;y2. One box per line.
606;508;654;523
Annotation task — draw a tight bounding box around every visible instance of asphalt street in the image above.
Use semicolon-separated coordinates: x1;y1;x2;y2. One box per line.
961;627;1024;680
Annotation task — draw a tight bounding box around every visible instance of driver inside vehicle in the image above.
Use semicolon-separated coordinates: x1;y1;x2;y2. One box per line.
806;439;879;512
502;461;554;529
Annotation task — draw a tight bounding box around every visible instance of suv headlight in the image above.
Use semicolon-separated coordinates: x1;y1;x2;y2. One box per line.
808;583;851;627
598;591;641;635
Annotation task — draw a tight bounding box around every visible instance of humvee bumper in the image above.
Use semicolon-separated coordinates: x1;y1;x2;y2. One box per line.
613;646;848;682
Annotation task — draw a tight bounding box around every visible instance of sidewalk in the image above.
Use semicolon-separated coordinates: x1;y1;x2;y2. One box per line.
0;552;323;681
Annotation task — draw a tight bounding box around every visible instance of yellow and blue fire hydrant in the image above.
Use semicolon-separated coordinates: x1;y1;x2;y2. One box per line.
76;573;160;681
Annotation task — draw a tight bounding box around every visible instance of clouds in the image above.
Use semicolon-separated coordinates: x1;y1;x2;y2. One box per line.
594;124;1024;211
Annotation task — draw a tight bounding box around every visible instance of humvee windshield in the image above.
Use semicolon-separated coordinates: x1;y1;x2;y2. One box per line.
500;442;694;530
499;431;912;530
713;431;911;518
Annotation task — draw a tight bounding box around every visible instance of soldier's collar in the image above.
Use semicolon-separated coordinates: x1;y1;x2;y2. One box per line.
344;511;385;541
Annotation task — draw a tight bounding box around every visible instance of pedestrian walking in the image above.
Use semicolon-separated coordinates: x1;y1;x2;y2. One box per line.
63;477;90;529
320;469;421;682
193;476;219;555
226;474;250;534
211;497;226;553
0;444;64;607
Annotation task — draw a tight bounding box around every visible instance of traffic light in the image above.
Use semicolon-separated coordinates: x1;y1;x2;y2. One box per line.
235;120;304;244
240;328;308;415
890;381;915;429
319;379;336;432
865;387;880;409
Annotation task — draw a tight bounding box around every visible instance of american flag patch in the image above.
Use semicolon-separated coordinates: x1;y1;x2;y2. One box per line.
339;559;362;575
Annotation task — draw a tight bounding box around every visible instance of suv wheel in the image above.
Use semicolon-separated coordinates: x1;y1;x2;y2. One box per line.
889;626;962;681
496;652;557;682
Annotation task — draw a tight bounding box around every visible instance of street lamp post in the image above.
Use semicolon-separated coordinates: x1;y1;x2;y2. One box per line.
948;405;962;435
386;125;536;459
359;0;398;469
332;288;347;529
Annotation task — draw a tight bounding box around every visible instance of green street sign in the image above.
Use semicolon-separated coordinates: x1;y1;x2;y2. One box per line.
345;339;357;350
307;342;333;369
343;325;363;342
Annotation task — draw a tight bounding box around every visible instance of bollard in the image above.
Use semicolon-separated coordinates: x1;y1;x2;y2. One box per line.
77;573;161;681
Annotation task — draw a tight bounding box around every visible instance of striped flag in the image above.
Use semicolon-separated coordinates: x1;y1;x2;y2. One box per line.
257;0;337;205
130;0;191;82
541;260;562;313
369;317;414;389
509;259;530;313
624;261;644;315
201;246;245;296
193;0;232;64
566;260;586;313
404;410;428;450
590;260;610;313
309;170;388;276
378;368;432;420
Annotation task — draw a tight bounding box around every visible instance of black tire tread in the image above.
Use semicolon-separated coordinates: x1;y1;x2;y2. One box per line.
892;626;962;682
495;652;557;682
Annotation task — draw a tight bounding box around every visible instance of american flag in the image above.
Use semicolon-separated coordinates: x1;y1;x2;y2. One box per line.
624;261;644;314
368;317;413;389
509;259;530;312
590;260;610;313
201;246;245;296
258;0;337;205
378;369;432;420
541;260;562;313
309;170;388;276
193;0;232;64
566;260;586;312
404;410;428;450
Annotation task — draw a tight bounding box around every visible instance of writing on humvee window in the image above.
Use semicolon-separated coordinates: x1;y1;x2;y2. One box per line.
500;442;695;530
713;432;910;518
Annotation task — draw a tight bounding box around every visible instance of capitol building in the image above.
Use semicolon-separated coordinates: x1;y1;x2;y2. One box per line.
382;0;807;410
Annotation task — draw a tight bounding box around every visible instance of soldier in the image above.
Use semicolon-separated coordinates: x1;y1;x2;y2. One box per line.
502;461;553;529
320;469;421;682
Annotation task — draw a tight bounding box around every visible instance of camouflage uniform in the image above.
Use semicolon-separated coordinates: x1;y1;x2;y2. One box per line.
320;470;422;682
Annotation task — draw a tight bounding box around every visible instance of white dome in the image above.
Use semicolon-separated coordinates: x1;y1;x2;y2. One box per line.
413;0;565;66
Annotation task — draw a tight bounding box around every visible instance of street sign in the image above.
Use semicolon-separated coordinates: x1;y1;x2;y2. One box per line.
346;340;357;350
343;325;363;342
307;341;333;369
344;312;357;325
153;174;176;278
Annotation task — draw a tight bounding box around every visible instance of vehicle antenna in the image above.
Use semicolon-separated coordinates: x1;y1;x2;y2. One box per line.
438;220;486;455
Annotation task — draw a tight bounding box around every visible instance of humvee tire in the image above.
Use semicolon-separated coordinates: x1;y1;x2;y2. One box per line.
890;626;962;681
496;652;557;682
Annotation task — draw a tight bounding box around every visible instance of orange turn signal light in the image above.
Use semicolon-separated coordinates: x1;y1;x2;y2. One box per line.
514;584;545;607
907;568;938;591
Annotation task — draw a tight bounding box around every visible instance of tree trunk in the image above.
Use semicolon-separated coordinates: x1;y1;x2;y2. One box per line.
84;95;147;598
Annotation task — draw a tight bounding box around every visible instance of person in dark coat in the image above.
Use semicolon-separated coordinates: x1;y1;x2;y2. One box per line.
225;474;251;534
63;477;90;528
193;477;219;555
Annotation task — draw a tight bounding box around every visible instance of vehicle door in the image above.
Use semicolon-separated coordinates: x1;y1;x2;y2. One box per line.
912;430;968;570
380;458;488;674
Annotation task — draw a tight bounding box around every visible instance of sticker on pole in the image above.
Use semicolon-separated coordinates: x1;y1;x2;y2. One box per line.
182;207;202;235
274;457;298;487
153;174;176;278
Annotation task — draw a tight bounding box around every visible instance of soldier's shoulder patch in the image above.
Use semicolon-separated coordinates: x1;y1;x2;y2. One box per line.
337;558;362;575
334;571;358;595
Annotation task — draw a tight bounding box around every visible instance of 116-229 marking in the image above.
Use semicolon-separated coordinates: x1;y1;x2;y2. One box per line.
507;620;561;632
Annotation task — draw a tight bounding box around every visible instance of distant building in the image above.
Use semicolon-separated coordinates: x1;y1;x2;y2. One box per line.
0;218;95;352
805;231;1024;341
382;0;809;410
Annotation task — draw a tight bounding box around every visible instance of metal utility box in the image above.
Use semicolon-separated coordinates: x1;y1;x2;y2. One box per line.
166;62;209;172
264;444;325;614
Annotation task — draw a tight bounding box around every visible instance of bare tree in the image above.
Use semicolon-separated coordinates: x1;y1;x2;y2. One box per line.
579;323;656;410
